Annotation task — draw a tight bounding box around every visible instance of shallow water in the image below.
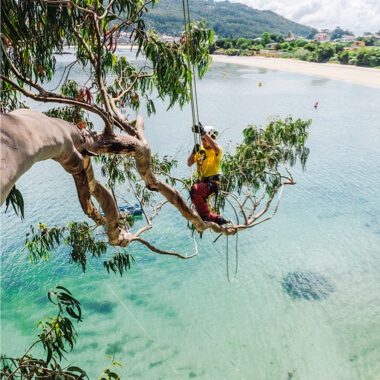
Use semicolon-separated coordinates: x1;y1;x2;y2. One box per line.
1;50;380;379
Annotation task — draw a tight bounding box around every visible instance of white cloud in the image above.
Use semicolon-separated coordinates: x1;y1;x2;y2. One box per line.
219;0;380;35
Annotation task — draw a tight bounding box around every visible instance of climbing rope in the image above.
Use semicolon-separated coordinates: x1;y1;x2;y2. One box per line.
226;231;238;283
132;257;247;379
225;197;239;283
181;0;201;153
88;262;183;379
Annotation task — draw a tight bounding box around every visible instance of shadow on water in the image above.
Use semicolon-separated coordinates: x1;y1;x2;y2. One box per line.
282;271;335;300
81;299;117;314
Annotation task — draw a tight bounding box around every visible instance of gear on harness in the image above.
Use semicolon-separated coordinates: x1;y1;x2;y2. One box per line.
188;125;226;225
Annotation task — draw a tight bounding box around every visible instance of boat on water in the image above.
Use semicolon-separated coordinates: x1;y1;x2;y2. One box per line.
119;204;143;215
100;204;142;216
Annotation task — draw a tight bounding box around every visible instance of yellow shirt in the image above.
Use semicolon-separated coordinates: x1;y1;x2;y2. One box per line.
195;145;222;179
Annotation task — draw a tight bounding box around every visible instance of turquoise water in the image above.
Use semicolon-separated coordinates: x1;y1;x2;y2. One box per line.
1;51;380;379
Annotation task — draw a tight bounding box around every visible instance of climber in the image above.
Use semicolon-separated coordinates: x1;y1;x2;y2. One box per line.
187;124;227;226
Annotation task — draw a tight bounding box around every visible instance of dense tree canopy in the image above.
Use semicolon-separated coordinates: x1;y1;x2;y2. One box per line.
141;0;317;39
1;0;311;263
1;1;311;376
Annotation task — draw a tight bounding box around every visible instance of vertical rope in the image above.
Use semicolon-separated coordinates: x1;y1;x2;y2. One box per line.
225;199;239;283
182;0;201;153
185;0;200;126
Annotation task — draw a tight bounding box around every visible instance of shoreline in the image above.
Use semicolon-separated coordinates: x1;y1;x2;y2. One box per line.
212;55;380;88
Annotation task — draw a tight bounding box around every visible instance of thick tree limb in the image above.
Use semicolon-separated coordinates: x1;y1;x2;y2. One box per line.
1;109;285;253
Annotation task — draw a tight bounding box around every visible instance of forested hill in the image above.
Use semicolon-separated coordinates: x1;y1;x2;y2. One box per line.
143;0;317;39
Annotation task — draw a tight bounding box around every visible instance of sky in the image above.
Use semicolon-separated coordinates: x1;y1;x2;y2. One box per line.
222;0;380;36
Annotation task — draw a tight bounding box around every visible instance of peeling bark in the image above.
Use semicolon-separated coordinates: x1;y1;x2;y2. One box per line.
1;109;236;251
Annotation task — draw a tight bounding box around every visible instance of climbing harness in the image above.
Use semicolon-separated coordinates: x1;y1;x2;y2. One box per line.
182;0;239;283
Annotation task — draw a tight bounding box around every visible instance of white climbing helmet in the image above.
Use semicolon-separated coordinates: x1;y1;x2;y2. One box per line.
204;126;218;139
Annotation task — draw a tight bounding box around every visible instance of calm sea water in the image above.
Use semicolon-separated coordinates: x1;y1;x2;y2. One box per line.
1;50;380;380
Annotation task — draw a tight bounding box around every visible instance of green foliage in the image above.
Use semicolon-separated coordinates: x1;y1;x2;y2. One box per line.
261;32;271;46
369;50;380;67
356;36;377;46
274;43;282;51
338;50;349;64
311;42;335;62
294;48;310;61
270;33;278;42
236;38;249;49
328;56;339;63
240;41;252;50
44;81;95;130
218;116;311;210
25;221;134;276
0;81;29;113
1;287;85;377
330;26;354;40
334;44;345;54
151;154;179;186
5;185;24;219
0;287;121;379
238;50;253;56
225;48;239;56
355;47;380;66
349;56;358;65
280;52;295;58
95;153;179;207
1;1;213;119
66;222;108;271
25;222;108;272
295;39;307;47
142;0;317;39
304;43;316;52
104;251;135;276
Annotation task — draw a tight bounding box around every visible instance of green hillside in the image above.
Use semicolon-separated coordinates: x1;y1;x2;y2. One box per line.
143;0;317;39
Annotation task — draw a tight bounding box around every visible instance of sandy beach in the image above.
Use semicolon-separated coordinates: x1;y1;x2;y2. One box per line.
212;55;380;88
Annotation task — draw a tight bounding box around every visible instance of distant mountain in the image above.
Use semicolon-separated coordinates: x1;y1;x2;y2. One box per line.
143;0;317;39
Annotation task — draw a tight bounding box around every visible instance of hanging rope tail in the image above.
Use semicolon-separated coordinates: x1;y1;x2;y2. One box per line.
226;199;239;283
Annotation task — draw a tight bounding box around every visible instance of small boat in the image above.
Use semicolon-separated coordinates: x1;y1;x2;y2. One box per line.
119;204;143;215
100;204;143;216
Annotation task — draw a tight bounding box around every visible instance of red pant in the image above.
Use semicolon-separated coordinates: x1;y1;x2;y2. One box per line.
190;182;213;217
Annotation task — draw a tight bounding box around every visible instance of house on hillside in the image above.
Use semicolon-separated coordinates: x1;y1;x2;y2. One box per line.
344;40;366;52
341;35;355;42
364;34;380;41
353;40;366;47
314;33;331;42
160;35;180;43
267;42;278;49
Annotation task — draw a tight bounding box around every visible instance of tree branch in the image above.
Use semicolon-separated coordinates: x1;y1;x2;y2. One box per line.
133;237;198;259
1;75;110;127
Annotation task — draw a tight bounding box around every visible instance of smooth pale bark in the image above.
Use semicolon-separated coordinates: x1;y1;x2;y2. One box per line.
1;109;236;250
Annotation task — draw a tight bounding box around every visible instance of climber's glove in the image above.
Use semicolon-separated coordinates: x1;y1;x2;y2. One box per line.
192;123;205;136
